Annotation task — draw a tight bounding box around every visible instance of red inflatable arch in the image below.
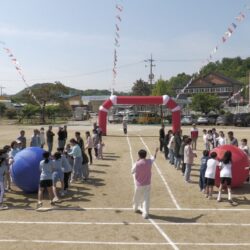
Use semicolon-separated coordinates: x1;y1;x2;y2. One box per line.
98;95;181;135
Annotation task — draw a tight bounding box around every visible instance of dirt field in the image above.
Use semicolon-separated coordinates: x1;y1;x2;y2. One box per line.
0;121;250;250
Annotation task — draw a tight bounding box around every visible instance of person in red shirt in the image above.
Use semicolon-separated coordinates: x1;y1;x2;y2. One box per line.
190;123;199;150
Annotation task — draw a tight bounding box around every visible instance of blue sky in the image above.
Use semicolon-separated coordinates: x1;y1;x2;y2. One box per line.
0;0;249;94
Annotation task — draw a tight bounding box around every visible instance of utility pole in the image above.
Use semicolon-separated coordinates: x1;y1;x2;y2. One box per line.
145;54;156;85
0;86;5;96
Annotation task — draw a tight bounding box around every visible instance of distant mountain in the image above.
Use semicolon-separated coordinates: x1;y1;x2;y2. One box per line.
11;82;113;103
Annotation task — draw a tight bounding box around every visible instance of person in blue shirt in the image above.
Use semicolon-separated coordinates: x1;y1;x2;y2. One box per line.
199;150;210;192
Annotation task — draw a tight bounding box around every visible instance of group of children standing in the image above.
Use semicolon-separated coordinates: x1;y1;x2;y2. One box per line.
0;123;104;209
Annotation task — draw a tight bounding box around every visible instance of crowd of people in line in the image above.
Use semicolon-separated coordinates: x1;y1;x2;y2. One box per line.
0;123;104;209
159;123;250;203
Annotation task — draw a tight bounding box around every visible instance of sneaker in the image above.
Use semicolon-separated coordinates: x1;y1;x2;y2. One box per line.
53;197;60;203
0;204;8;210
217;198;222;202
36;202;43;209
142;214;149;219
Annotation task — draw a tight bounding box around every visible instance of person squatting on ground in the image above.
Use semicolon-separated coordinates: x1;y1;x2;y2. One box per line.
217;150;233;202
131;147;159;219
199;150;209;192
0;149;9;209
159;124;165;152
184;138;197;183
37;151;55;208
205;152;218;199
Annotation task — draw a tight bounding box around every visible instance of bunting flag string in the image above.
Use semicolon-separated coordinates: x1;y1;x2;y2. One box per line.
1;44;41;106
176;5;249;100
111;1;123;95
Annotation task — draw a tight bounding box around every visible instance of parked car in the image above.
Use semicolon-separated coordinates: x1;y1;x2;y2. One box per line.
108;114;123;123
233;113;250;127
216;114;234;126
207;114;219;125
197;116;209;125
181;116;195;125
137;112;161;124
124;113;139;124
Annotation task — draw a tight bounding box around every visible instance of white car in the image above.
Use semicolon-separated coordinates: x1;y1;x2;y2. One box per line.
197;116;209;125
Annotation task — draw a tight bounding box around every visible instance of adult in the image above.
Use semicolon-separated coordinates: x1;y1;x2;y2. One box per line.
174;130;182;170
58;127;66;149
227;131;238;146
17;130;26;149
190;124;198;150
46;126;55;154
85;131;93;165
63;125;68;148
159;124;165;152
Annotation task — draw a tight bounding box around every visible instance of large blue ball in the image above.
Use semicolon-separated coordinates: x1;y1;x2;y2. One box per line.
11;147;45;193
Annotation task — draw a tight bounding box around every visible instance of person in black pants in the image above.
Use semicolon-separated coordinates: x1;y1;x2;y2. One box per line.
159;124;165;152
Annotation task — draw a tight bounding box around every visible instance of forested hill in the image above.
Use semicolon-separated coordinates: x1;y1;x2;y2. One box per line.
200;57;250;84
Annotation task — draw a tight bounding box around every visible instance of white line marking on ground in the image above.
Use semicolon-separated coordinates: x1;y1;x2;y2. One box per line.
149;219;179;250
0;221;250;226
0;239;250;246
139;136;181;210
126;135;179;250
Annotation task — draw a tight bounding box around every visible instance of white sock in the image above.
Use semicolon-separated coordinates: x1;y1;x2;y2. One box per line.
217;191;221;200
228;191;232;200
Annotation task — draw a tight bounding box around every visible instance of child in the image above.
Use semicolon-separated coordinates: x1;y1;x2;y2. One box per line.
123;119;128;135
40;127;46;148
239;139;250;155
190;124;198;150
203;129;209;151
92;129;100;158
199;150;209;192
131;147;159;219
52;152;64;201
0;149;9;209
82;150;89;181
217;151;233;202
205;152;218;199
167;131;175;165
179;135;188;175
97;139;104;160
37;151;54;208
217;131;226;146
58;148;72;194
184;138;197;183
227;131;238;146
85;131;93;165
3;145;11;191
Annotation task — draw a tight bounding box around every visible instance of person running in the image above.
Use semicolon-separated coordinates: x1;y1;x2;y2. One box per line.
205;152;218;200
217;151;233;203
46;126;55;154
37;151;54;208
85;131;93;165
123;118;128;135
131;147;159;219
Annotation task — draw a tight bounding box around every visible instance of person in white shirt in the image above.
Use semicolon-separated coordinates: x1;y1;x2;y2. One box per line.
68;139;83;182
216;131;227;146
167;132;175;165
203;129;211;151
217;151;233;202
205;152;218;199
85;131;93;165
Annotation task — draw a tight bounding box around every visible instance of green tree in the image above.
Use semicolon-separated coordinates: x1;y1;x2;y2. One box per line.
21;104;40;119
0;103;6;116
131;79;151;96
152;79;167;96
190;93;223;114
